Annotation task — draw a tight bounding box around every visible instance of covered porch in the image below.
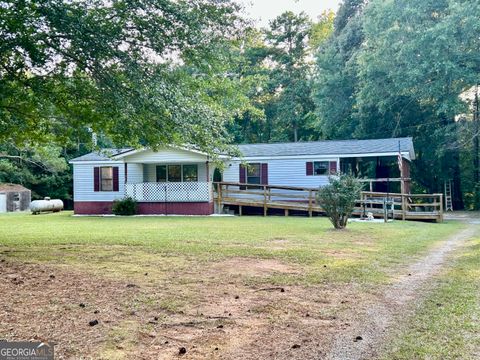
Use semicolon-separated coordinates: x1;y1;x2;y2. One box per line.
340;155;411;194
123;161;214;214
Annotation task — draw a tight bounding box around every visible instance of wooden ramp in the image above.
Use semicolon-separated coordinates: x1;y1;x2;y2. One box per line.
214;182;444;222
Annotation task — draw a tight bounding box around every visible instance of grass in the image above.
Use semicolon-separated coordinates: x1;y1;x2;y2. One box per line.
0;211;463;286
0;211;473;359
380;232;480;360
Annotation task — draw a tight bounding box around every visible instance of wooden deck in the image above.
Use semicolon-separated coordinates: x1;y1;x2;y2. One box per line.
214;182;444;222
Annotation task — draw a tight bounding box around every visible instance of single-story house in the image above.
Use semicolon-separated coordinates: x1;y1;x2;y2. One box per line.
69;137;415;215
0;184;31;213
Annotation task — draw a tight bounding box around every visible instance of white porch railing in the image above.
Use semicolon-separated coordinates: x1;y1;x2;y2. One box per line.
125;182;212;202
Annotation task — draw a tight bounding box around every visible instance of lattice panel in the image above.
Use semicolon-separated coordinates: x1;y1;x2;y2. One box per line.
125;182;211;202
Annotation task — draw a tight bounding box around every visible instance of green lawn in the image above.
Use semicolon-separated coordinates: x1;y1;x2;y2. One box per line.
0;212;464;285
0;212;472;359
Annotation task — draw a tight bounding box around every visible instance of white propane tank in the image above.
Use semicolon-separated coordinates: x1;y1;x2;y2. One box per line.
30;197;64;215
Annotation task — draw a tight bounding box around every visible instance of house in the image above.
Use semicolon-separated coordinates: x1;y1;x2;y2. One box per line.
0;184;31;213
69;137;415;215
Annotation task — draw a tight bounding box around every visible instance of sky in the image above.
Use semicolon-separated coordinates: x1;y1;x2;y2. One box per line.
238;0;342;27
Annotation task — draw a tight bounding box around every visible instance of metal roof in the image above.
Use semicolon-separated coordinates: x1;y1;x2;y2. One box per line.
70;138;415;162
237;137;414;158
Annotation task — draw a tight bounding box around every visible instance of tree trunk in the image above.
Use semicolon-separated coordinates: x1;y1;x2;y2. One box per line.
474;86;479;185
474;86;480;209
452;153;464;210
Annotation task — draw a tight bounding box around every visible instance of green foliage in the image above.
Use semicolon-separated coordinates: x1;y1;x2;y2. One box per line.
313;0;480;209
112;197;137;216
0;142;72;200
317;174;363;229
227;11;334;143
0;0;247;155
313;0;365;139
309;10;335;50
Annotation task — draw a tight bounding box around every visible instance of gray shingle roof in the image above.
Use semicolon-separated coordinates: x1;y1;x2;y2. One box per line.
69;148;133;162
70;137;415;162
237;137;414;158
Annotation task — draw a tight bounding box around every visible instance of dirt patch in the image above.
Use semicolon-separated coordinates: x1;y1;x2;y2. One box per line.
0;256;364;360
135;282;363;360
209;257;301;277
0;260;142;359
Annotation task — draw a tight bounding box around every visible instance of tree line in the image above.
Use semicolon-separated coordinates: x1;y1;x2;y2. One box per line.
0;0;479;209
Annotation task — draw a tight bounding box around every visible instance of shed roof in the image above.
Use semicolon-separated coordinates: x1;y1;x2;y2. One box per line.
237;137;414;158
0;183;30;192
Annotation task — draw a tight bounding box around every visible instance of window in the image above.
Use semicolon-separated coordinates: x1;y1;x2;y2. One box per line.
183;164;198;182
155;164;200;182
100;167;113;191
167;165;181;182
313;161;329;176
247;163;261;184
156;165;167;182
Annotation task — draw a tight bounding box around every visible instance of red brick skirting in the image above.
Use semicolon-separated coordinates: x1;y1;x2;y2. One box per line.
74;201;214;215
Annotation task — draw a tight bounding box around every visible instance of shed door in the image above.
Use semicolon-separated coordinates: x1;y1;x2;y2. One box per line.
0;194;6;213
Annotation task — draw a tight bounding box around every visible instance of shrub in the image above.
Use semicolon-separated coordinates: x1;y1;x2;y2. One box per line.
317;174;363;229
112;197;137;216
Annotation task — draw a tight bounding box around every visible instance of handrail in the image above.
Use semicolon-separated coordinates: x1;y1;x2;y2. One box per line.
216;181;318;192
214;181;443;222
358;177;411;182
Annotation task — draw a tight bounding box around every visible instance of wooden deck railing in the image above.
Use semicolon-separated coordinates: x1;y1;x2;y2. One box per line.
214;182;443;222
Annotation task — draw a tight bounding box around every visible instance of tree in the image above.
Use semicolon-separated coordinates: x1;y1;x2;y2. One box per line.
313;0;366;139
313;0;480;209
265;11;316;142
226;11;334;144
317;174;363;229
309;10;335;51
0;0;248;155
356;0;480;208
0;142;71;200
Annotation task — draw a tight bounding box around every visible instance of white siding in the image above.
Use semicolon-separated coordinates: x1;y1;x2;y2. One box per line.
223;157;340;188
144;164;156;182
127;163;143;183
73;163;125;201
123;148;208;163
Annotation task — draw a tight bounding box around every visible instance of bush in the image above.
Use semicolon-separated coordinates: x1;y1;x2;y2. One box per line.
112;197;137;215
317;174;363;229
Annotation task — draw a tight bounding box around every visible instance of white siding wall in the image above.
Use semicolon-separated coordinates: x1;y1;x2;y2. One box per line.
223;157;340;188
126;163;143;183
123;148;208;163
73;163;125;201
